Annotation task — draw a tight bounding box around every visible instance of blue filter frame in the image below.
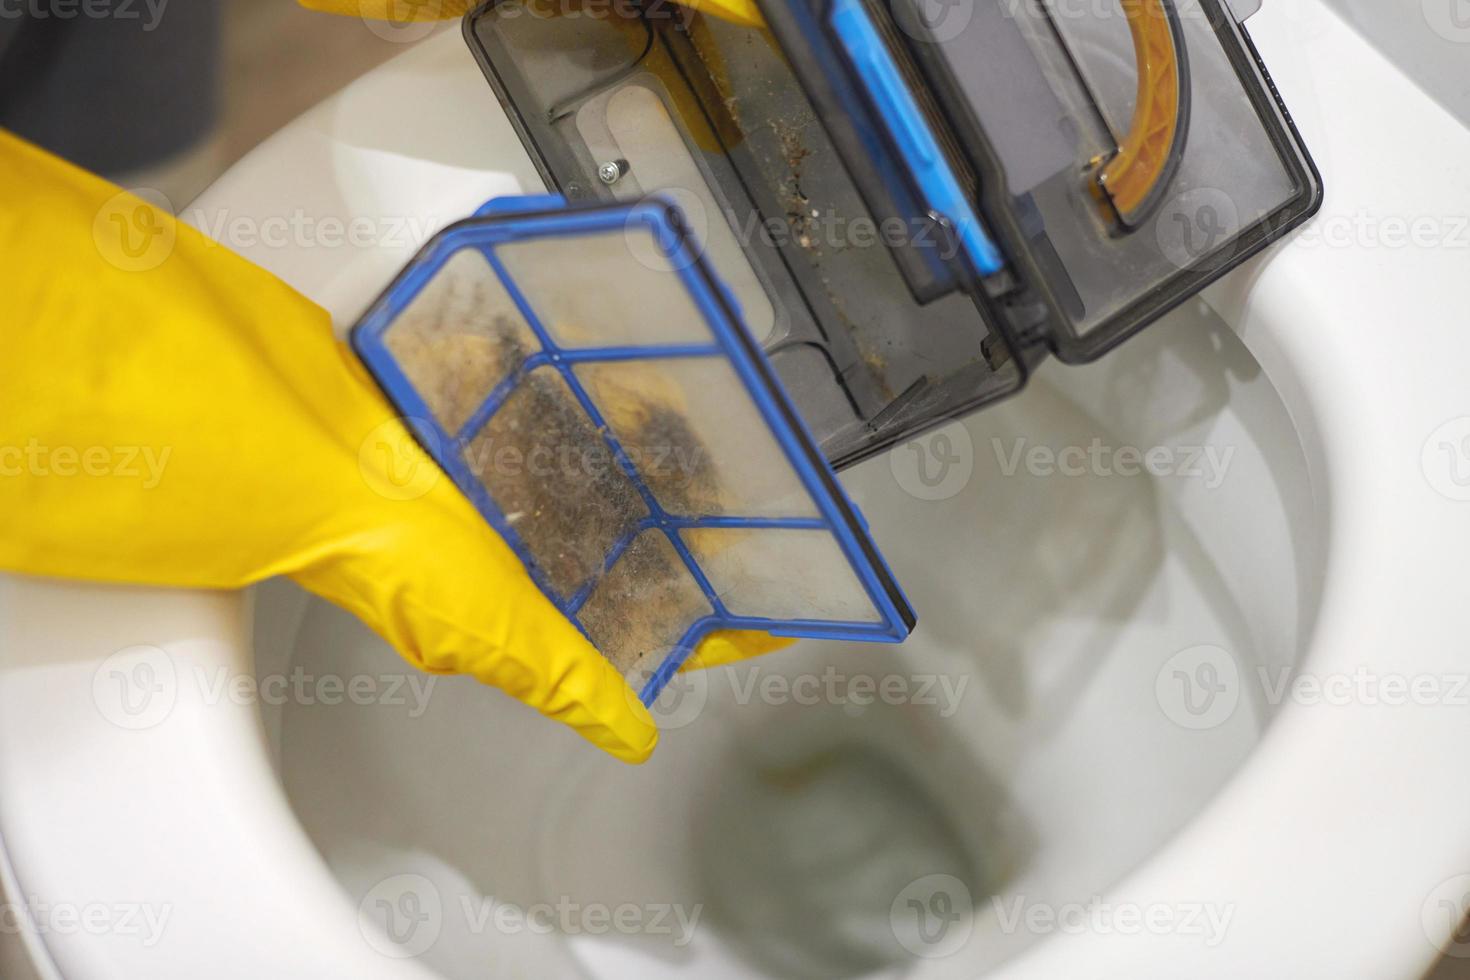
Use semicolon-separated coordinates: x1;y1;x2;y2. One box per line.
352;195;914;704
820;0;1005;279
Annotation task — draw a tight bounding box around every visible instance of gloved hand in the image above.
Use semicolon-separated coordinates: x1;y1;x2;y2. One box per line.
298;0;765;30
0;130;783;763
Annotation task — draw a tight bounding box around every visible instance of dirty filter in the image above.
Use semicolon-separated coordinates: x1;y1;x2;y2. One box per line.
352;196;914;703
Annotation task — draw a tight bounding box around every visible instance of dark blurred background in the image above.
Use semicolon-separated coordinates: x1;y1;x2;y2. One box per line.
0;0;414;206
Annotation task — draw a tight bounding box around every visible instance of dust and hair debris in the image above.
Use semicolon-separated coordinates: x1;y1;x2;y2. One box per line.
466;367;648;600
578;530;713;677
466;367;722;678
392;252;734;679
386;253;540;433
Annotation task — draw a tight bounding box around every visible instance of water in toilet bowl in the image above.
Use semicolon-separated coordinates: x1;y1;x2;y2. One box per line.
693;742;982;978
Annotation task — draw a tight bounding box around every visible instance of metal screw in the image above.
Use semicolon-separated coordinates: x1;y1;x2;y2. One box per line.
597;159;628;185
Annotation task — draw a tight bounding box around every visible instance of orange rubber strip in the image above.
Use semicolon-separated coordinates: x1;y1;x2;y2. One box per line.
1091;0;1184;226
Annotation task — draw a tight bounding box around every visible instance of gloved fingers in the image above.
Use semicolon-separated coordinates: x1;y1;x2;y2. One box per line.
297;0;763;26
681;629;795;672
297;0;472;19
331;402;789;749
1;129;657;761
0;131;405;589
289;465;660;763
681;0;764;26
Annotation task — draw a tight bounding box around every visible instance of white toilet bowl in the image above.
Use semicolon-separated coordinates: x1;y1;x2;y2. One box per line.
4;1;1470;977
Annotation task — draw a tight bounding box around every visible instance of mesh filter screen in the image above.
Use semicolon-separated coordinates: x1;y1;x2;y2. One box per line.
352;198;912;703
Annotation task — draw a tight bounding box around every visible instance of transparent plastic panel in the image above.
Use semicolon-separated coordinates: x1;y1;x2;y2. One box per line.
494;231;713;348
462;366;648;599
1020;0;1301;333
578;530;713;679
575;357;819;518
683;527;882;623
384;247;540;434
887;0;1317;345
576;82;779;342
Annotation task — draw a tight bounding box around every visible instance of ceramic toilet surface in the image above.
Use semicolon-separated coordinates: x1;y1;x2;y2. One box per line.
264;301;1315;978
3;1;1470;977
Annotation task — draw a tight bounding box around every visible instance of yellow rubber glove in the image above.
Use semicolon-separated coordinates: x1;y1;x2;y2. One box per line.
0;131;781;761
298;0;765;31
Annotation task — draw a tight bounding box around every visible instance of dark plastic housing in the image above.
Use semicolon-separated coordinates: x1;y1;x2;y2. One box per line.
464;0;1320;466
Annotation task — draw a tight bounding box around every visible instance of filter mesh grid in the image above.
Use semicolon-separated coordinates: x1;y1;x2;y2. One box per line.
353;198;912;703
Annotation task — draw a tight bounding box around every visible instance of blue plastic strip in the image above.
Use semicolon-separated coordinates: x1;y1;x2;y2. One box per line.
352;196;914;706
827;0;1005;276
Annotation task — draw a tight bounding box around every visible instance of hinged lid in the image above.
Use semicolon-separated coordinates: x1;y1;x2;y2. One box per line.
765;0;1323;359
